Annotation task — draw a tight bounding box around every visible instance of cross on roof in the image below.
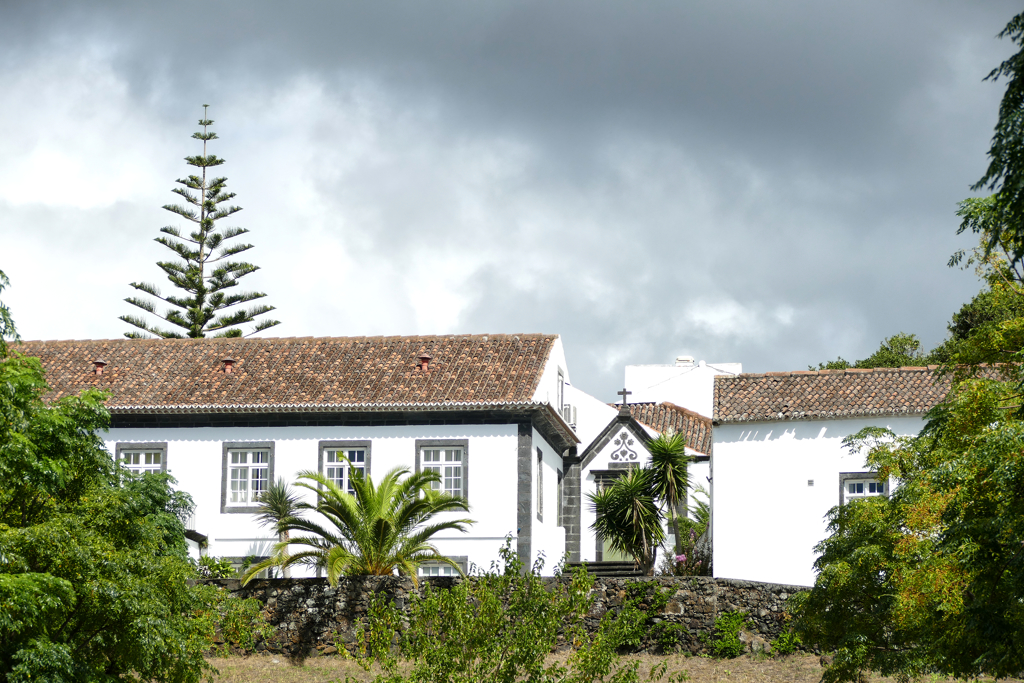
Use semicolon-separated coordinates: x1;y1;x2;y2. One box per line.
617;388;632;406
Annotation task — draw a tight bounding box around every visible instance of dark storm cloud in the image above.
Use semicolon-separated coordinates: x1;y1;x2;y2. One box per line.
1;0;1020;400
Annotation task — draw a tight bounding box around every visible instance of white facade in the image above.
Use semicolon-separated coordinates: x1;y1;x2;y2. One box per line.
108;420;569;576
625;358;741;418
712;415;924;587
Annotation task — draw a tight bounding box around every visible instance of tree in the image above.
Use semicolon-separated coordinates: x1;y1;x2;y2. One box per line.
971;12;1024;265
0;336;213;681
793;377;1024;682
120;106;280;339
0;268;17;356
646;429;691;556
253;478;301;578
811;332;932;371
242;466;474;586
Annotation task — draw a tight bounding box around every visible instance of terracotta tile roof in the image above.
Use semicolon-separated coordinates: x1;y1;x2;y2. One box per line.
621;402;713;455
713;366;952;424
16;334;557;412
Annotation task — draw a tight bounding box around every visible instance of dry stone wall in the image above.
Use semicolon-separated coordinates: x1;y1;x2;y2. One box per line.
205;575;806;658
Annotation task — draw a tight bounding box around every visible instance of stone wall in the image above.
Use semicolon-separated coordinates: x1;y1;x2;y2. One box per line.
206;575;807;658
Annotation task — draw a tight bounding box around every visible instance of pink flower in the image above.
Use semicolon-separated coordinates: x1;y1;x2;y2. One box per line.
675;554;687;564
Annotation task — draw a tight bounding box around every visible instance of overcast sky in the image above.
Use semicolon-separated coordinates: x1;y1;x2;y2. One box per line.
0;1;1019;401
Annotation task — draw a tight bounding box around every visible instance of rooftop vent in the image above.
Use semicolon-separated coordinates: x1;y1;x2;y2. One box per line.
418;354;432;372
675;355;695;367
92;359;107;376
221;357;235;374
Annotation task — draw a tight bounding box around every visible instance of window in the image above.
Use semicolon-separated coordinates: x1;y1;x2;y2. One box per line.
418;556;468;577
115;442;167;475
221;442;275;513
840;472;888;505
416;439;468;500
556;469;564;527
319;441;371;494
557;368;565;411
536;447;544;522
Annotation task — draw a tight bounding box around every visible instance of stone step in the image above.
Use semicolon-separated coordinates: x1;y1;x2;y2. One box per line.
563;561;644;578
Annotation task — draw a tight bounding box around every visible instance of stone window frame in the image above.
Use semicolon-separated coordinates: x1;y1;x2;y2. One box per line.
839;471;889;505
417;555;469;577
556;468;564;527
318;440;372;494
220;441;276;514
115;442;168;475
415;439;469;502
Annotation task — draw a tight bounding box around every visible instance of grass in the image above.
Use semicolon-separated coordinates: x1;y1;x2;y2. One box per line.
206;652;1019;683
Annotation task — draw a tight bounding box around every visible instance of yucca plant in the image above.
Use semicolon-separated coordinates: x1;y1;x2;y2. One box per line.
647;429;691;555
241;465;474;586
253;478;301;578
589;466;665;575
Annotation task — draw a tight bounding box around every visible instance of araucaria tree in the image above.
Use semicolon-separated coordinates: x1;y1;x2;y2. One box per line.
121;106;280;338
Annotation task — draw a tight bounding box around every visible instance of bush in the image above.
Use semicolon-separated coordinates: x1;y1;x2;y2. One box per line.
353;536;646;683
710;611;748;659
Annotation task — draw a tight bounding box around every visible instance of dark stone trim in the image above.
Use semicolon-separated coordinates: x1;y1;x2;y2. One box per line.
221;441;276;514
517;423;533;569
318;440;372;486
110;406;576;452
114;441;169;473
578;414;652;470
414;439;469;502
562;454;581;562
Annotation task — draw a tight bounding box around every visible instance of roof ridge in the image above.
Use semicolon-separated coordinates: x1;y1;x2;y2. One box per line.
18;332;559;345
718;365;940;380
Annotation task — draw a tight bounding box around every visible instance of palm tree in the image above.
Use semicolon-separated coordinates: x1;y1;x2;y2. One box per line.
254;478;301;578
646;429;692;555
588;467;665;575
241;466;474;586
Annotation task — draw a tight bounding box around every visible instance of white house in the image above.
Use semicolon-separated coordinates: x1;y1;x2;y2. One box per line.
24;334;579;576
711;366;952;587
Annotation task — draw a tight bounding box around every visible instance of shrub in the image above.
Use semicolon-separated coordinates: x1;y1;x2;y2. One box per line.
710;611;748;659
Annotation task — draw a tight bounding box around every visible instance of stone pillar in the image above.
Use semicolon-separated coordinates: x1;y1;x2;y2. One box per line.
517;422;533;569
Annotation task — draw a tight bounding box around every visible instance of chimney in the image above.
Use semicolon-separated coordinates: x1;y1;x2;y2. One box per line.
222;357;235;374
418;354;432;371
92;359;107;376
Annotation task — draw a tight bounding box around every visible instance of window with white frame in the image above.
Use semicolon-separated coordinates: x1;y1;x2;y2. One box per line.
116;442;167;475
418;556;468;577
319;441;371;494
840;472;888;505
221;442;275;513
416;440;468;500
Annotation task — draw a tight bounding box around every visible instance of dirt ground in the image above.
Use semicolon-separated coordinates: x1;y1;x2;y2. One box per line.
203;652;897;683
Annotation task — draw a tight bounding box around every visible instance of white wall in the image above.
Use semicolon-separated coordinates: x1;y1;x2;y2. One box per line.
105;423;521;576
532;335;569;410
712;416;924;587
531;427;567;572
625;361;741;418
565;385;618;446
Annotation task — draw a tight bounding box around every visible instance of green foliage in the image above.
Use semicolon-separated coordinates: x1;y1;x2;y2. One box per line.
0;269;18;357
121;106;280;338
971;12;1024;266
793;375;1024;682
812;332;932;371
589;467;665;574
351;537;645;683
253;477;301;577
242;466;474;586
659;485;712;577
769;628;801;656
0;350;216;682
710;611;748;659
195;555;235;579
589;430;695;574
